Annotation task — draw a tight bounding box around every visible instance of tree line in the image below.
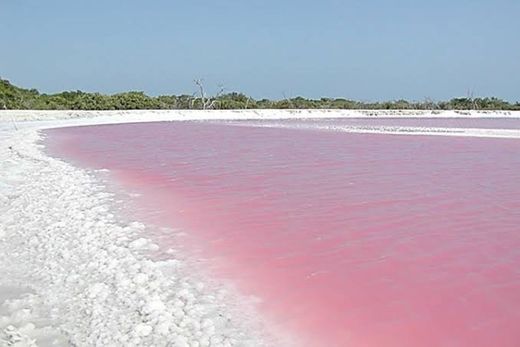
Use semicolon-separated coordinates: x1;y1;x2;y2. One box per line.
1;78;519;111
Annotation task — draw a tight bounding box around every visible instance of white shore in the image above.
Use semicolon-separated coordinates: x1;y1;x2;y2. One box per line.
1;109;520;347
2;108;520;123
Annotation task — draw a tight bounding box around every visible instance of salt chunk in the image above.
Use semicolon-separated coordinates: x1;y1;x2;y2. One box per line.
144;299;166;314
133;273;148;285
134;323;152;337
128;238;149;250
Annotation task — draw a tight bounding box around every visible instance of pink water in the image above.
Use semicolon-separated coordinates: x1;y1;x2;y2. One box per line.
44;120;520;347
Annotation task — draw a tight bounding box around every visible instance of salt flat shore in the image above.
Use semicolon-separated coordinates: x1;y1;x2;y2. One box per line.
2;108;520;124
1;109;520;347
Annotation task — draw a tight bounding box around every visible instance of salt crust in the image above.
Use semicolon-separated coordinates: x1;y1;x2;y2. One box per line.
0;127;271;346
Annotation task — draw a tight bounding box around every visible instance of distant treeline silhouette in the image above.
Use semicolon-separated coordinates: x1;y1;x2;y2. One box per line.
2;78;519;111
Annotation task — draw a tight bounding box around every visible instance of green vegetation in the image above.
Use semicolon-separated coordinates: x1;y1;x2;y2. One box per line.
1;78;519;111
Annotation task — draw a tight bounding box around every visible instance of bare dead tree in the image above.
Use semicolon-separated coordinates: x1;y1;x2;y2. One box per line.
194;80;225;110
194;79;207;109
216;83;225;97
205;83;225;110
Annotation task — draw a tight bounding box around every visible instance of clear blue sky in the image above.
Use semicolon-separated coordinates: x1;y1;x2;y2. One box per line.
1;0;519;101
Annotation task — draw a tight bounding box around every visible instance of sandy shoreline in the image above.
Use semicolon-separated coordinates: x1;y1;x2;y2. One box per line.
1;109;520;346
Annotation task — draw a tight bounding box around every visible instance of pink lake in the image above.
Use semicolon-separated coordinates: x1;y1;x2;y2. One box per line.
44;120;520;347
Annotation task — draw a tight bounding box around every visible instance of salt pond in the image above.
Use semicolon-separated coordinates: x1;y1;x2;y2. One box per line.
45;118;520;346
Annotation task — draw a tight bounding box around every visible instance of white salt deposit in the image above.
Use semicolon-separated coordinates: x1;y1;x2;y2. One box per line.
240;122;520;138
0;114;274;347
1;109;520;346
